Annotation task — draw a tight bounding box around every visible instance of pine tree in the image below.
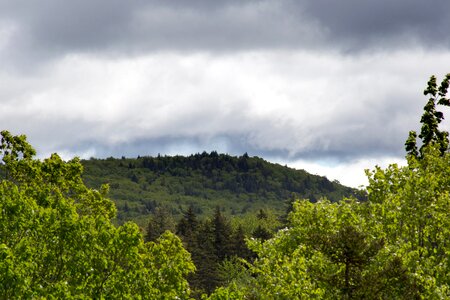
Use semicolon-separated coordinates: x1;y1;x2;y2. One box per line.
189;220;219;296
231;225;254;260
145;206;175;242
212;207;233;261
189;208;235;297
176;205;198;240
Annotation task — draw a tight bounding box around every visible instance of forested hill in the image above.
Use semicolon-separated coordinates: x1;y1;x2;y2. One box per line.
81;152;359;225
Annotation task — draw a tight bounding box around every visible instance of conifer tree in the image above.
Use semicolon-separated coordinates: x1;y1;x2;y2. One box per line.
256;208;268;220
231;225;254;260
406;74;450;157
190;220;219;296
176;205;198;241
252;225;272;241
212;207;233;261
145;206;175;242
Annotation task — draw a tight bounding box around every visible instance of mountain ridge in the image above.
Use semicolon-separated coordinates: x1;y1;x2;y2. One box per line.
81;151;360;227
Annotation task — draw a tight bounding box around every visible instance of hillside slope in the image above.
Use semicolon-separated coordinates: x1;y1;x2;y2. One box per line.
81;152;359;226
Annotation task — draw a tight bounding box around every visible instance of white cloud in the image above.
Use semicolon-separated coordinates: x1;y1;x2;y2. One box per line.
1;48;450;187
286;156;407;188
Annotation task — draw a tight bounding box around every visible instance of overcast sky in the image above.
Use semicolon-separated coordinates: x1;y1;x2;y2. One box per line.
1;0;450;188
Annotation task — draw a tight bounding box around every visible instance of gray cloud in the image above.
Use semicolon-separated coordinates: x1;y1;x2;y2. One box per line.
2;0;449;71
300;0;450;51
2;0;300;60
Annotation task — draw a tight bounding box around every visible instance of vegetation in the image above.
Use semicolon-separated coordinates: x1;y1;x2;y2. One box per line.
208;144;450;299
2;73;450;299
81;152;358;227
406;73;450;157
0;131;194;298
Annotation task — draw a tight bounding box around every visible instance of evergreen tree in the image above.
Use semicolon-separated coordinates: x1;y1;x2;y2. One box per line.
314;225;386;299
176;205;199;240
231;225;254;260
175;207;222;297
252;225;272;241
406;74;450;157
237;153;249;172
184;207;236;297
189;220;219;297
256;208;268;220
212;207;233;261
145;206;176;242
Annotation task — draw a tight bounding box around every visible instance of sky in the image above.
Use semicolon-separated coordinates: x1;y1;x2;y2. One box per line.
1;0;450;188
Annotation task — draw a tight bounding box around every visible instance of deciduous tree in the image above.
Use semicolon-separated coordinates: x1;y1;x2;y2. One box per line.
0;130;194;299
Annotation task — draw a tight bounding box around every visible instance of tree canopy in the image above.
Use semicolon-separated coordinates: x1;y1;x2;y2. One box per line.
81;151;358;226
0;130;194;299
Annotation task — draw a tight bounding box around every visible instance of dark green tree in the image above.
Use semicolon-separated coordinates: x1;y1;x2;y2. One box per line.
231;225;254;260
314;225;387;299
189;220;219;297
145;206;176;242
252;225;272;241
405;130;419;157
406;74;450;157
212;207;233;261
183;208;237;297
176;205;199;241
256;208;268;220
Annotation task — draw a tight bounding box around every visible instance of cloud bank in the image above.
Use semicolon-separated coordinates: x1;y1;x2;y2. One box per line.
1;0;450;187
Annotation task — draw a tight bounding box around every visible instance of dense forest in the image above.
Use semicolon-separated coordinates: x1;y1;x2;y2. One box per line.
81;152;358;226
1;73;450;299
80;147;360;296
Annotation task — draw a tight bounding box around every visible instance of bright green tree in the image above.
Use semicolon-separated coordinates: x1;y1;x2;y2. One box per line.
365;145;450;297
0;130;194;299
206;197;425;299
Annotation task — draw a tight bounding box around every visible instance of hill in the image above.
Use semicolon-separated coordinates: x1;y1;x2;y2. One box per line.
81;152;359;226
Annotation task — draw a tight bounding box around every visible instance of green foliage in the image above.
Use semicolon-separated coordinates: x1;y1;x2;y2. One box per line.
242;199;417;299
406;73;450;157
81;152;358;226
231;208;281;239
405;130;419;157
203;282;246;300
177;208;234;297
365;145;450;297
145;206;176;242
207;146;450;299
7;74;450;299
0;130;194;299
174;206;267;298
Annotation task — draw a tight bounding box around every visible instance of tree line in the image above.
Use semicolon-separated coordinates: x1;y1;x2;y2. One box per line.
81;149;358;226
